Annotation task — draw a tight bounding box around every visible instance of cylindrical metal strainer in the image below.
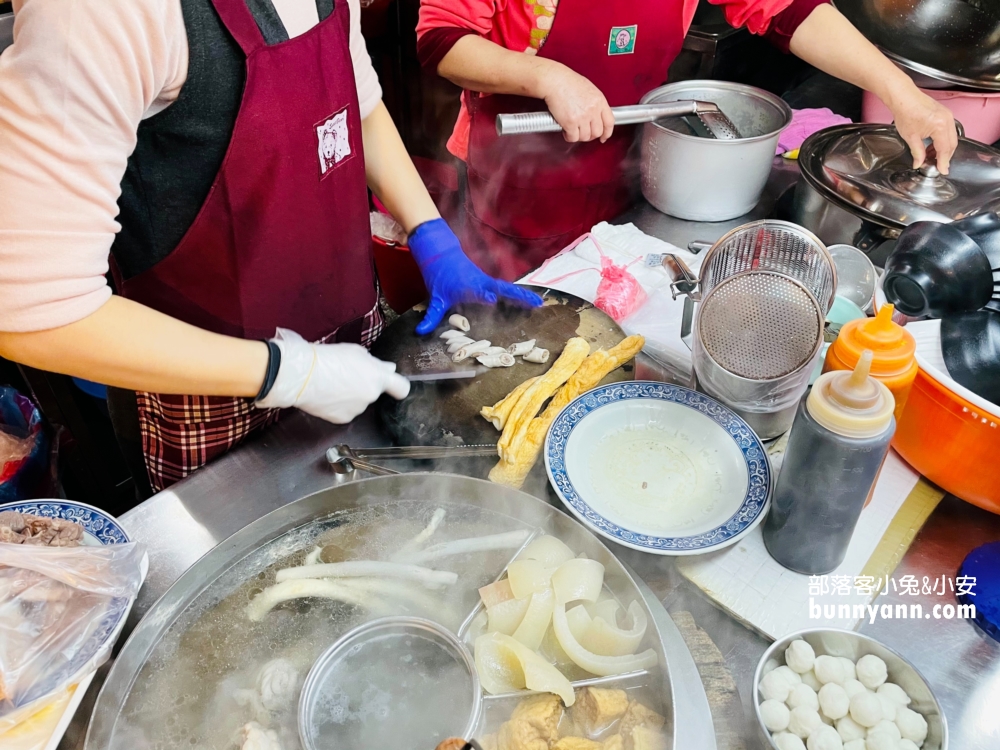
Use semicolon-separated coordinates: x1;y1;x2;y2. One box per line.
693;270;825;438
699;220;837;313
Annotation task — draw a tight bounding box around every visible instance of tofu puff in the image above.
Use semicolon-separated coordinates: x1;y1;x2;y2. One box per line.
618;701;666;750
571;687;630;735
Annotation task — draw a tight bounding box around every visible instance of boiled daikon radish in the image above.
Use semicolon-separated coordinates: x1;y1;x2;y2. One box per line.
518;535;576;567
580;601;647;657
480;579;516;608
587;598;623;625
474;631;575;705
507;560;555;599
488;597;531;635
565;604;593;642
552;603;657;676
511;587;554;650
551;558;604;604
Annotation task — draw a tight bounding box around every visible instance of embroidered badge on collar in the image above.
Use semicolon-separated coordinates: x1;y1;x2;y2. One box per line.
608;25;637;55
316;107;353;178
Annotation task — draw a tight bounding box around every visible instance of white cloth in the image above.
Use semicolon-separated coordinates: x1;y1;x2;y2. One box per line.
519;222;703;376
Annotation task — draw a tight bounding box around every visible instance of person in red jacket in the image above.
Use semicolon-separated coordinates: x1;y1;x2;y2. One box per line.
417;0;958;281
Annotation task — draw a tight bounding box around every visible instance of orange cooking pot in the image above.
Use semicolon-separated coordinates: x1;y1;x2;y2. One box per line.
893;360;1000;514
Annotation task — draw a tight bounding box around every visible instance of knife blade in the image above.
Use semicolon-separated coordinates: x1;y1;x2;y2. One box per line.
405;370;478;382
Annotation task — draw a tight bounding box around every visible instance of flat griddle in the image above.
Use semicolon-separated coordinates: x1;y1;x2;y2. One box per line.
372;287;634;447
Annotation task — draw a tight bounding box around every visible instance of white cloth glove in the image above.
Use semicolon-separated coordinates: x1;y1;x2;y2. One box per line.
255;328;410;423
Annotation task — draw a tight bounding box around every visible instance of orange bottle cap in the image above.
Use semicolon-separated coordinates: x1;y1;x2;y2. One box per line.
830;304;916;376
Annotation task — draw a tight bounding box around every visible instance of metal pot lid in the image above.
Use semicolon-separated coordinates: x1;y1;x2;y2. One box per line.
799;124;1000;229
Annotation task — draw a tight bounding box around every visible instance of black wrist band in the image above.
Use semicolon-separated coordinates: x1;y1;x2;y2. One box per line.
255;340;282;401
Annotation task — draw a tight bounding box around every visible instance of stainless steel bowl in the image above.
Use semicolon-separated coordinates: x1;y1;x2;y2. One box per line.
753;628;948;749
836;0;1000;91
298;616;482;750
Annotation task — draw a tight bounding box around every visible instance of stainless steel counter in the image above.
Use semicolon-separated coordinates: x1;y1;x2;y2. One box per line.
62;161;1000;749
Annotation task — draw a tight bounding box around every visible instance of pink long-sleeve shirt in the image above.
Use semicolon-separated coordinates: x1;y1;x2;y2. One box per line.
416;0;826;160
0;0;382;332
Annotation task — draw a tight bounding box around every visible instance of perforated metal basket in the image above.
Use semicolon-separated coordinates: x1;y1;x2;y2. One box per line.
693;270;825;438
699;220;837;313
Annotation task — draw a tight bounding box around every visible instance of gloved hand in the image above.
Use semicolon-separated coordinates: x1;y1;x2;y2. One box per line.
408;218;543;335
255;329;410;423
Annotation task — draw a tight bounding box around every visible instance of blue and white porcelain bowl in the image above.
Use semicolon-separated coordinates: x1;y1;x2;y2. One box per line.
0;500;137;706
545;381;771;555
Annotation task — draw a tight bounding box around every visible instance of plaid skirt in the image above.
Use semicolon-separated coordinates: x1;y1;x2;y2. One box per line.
138;303;385;492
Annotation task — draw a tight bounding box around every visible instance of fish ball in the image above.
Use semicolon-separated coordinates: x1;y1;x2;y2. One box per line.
814;655;847;685
786;640;817;674
774;733;807;750
788;683;820;711
899;741;919;750
895;707;928;745
760;669;794;702
856;654;888;689
864;733;896;750
819;683;850;720
870;720;901;742
876;683;911;706
843;741;865;750
837;657;857;682
848;692;882;728
761;699;791;732
877;693;897;722
806;724;843;750
835;716;865;742
763;658;780;675
801;670;823;691
788;707;823;739
842;679;866;700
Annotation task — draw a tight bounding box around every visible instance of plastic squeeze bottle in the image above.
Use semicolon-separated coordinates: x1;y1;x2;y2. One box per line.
763;350;896;575
823;303;917;421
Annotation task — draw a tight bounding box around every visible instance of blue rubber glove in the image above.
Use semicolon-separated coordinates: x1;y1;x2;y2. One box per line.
408;218;543;335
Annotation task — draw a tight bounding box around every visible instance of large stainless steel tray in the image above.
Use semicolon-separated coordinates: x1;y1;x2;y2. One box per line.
85;474;714;749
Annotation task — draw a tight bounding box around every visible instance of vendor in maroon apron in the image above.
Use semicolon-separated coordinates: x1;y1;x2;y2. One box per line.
108;0;540;493
462;0;683;281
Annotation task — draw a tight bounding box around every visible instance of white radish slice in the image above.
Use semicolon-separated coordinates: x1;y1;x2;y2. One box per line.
524;347;550;364
391;507;447;561
551;558;605;604
587;598;622;625
474;631;575;705
507;560;555;599
477;353;516;368
511;586;554;650
453;340;492;363
518;535;575;567
580;600;648;656
552;602;658;676
275;561;457;588
507;340;536;357
449;314;471;331
565;603;593;643
487;595;531;635
447;337;475;354
479;578;516;608
440;329;465;340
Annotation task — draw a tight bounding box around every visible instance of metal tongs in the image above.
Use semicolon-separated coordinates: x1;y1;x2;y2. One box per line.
496;100;742;138
326;443;498;476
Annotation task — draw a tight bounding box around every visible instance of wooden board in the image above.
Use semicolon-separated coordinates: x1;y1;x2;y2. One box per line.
372;287;634;447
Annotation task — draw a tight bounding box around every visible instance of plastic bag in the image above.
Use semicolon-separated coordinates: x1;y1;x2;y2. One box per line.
0;389;49;503
0;541;145;721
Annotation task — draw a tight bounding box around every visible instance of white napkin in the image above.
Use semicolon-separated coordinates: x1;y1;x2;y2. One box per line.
519;222;703;376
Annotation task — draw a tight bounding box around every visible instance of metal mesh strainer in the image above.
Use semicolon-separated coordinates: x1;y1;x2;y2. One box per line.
700;220;837;313
698;271;824;380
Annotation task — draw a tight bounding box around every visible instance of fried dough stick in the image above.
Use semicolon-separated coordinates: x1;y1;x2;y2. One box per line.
489;335;644;488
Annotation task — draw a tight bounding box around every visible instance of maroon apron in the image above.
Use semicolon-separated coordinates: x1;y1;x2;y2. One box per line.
114;0;381;491
462;0;686;281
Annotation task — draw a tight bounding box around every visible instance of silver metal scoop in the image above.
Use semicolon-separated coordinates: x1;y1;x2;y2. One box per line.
496;100;742;138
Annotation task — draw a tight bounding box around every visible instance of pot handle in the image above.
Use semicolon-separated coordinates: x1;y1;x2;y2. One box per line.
662;253;700;300
680;297;695;352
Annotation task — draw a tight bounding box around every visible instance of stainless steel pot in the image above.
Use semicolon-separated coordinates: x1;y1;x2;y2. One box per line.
639;81;792;221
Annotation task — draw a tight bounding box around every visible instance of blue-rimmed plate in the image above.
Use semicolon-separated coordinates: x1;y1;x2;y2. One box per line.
545;382;772;555
0;500;141;710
